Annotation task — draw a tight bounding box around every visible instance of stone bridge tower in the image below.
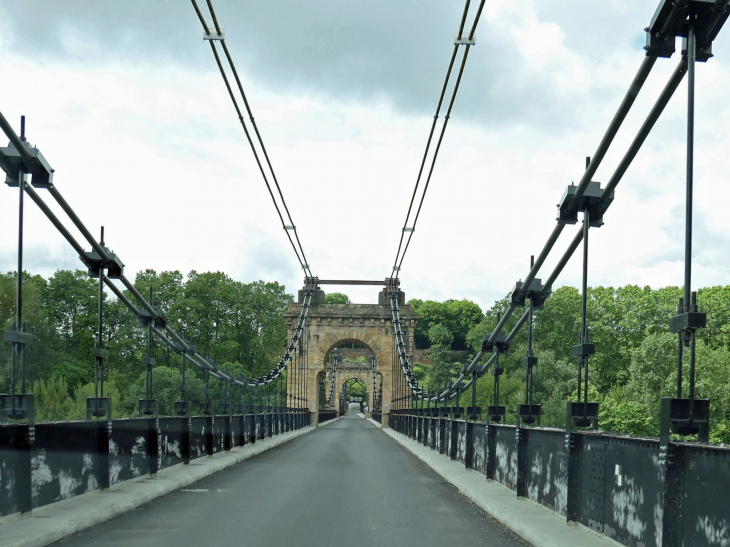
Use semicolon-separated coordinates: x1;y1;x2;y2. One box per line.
283;283;417;426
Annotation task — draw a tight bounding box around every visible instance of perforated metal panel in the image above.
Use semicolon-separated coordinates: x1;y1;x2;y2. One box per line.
580;441;607;533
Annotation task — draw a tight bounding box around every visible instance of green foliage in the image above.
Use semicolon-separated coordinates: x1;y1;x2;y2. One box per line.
413;364;426;382
345;380;367;400
599;386;658;437
64;380;124;420
470;373;525;423
1;269;293;420
31;377;72;422
426;324;459;390
709;421;730;444
408;298;483;350
325;292;351;304
458;284;730;440
428;323;453;346
124;366;206;417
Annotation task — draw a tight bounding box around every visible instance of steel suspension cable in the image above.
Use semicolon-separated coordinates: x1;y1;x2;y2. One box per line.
190;0;313;278
390;0;485;278
395;44;472;275
389;55;687;404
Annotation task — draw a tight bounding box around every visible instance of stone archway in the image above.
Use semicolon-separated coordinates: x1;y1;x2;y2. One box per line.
339;377;368;411
334;365;379;412
283;285;417;426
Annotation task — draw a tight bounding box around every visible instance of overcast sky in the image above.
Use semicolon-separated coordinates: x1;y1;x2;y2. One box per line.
1;0;729;311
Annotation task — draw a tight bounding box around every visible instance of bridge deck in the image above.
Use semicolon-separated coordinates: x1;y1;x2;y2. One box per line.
51;410;527;546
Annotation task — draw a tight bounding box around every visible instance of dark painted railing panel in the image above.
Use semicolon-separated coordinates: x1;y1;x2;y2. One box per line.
385;412;730;547
681;444;730;547
244;415;254;443
456;422;467;464
32;422;100;508
525;428;567;516
213;415;228;454
0;411;309;520
230;416;241;449
158;417;185;469
494;425;518;491
110;418;153;485
600;437;662;547
471;423;486;474
189;417;209;459
444;419;452;457
0;424;24;516
254;415;263;440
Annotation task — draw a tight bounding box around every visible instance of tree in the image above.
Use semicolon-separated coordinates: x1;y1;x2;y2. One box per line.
427;324;458;389
446;300;484;350
624;332;677;421
599;385;658;436
325;292;351;304
45;270;99;365
31;377;72;422
410;299;482;350
0;271;60;389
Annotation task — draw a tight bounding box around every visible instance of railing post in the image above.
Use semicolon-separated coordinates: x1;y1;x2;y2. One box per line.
465;421;474;469
439;418;446;454
224;415;231;451
565;429;582;522
248;414;256;444
98;420;110;489
237;414;245;447
450;419;458;461
660;400;686;547
205;416;214;456
182;416;191;464
516;424;528;497
486;422;496;480
149;417;159;475
17;424;33;513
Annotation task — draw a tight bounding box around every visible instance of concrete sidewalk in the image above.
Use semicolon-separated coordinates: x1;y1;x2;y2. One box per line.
373;417;620;547
0;425;318;547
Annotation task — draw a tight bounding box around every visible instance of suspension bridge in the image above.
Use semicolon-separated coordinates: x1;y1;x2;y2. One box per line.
1;1;730;546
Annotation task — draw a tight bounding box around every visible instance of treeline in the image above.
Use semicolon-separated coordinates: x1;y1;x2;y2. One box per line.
0;270;292;420
408;299;484;350
410;286;730;443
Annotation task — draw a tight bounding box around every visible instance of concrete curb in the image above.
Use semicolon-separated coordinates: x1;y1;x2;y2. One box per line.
0;426;316;547
381;427;621;547
367;417;382;428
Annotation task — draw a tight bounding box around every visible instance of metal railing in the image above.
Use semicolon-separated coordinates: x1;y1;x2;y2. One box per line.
0;409;310;517
389;409;730;547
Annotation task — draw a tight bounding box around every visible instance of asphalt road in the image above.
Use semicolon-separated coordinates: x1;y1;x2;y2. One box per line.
52;408;529;547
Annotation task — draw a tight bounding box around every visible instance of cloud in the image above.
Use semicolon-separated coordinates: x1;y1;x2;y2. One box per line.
0;0;667;133
1;0;729;312
0;242;81;278
649;204;730;272
233;225;299;294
